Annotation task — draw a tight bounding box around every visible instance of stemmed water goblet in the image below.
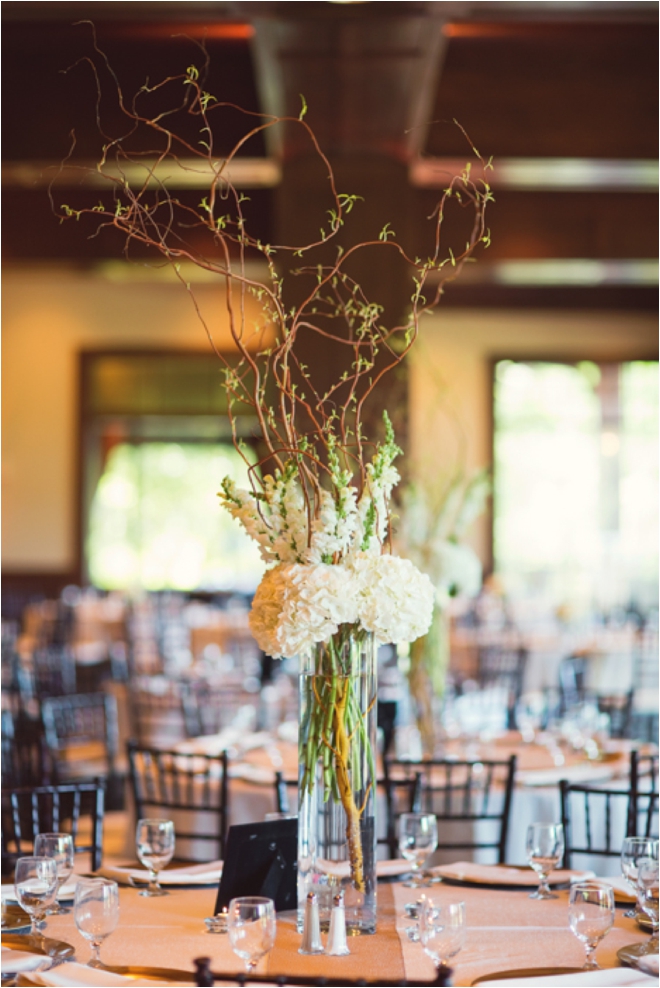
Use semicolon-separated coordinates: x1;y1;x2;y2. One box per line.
135;818;175;897
74;877;119;969
568;882;615;970
34;833;74;915
419;898;466;970
398;812;438;888
526;822;564;900
636;852;659;955
14;856;58;943
227;896;276;974
621;836;657;919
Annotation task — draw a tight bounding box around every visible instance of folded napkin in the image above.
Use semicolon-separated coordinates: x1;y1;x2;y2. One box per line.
1;947;51;974
430;861;594;886
519;762;624;788
2;880;77;902
579;875;637;902
476;969;658;987
227;762;275;785
96;860;223;886
637;955;659;976
25;961;191;986
176;729;272;758
316;858;411;879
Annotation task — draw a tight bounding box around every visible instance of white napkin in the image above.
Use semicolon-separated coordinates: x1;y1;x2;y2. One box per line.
519;762;624;787
637;956;659;976
476;969;658;986
1;880;77;902
578;874;636;901
227;762;275;785
1;947;51;973
96;860;222;885
25;962;189;986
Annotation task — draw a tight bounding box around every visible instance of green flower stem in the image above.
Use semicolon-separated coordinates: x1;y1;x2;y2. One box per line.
299;627;375;893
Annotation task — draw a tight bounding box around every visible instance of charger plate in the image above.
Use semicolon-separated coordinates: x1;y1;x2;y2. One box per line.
618;942;659;968
1;905;30;933
431;862;585;889
471;967;583;985
1;933;74;960
105;966;197;983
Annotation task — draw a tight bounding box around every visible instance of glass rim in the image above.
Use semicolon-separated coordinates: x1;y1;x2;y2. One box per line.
34;832;72;840
75;876;119;889
228;896;275;906
14;855;56;866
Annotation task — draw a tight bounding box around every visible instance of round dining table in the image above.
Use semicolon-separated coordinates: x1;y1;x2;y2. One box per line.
28;871;653;987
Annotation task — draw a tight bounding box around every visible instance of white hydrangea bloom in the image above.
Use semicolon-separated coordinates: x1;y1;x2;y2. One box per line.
249;563;359;659
348;551;434;644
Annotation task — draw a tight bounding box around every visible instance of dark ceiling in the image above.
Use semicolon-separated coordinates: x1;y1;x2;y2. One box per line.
2;1;658;310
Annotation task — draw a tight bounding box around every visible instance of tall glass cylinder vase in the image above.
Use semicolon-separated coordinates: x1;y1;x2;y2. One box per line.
297;626;377;935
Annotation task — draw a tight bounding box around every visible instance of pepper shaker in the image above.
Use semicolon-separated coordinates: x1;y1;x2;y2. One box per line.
193;956;214;986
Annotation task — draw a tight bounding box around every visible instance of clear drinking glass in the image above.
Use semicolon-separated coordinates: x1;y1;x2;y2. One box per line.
621;837;657;919
227;896;276;974
34;833;74;915
14;856;58;941
526;822;564;899
135;818;175;897
568;882;615;970
74;877;119;968
398;812;438;888
636;853;659;954
419;898;466;968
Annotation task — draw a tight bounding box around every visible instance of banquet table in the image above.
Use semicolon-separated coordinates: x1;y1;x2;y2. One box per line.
17;873;655;987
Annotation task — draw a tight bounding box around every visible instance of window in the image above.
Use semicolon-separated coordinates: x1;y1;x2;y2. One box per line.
493;360;658;617
80;352;264;592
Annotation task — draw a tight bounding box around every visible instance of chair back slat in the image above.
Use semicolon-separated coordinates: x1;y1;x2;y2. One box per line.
2;781;106;877
384;755;517;864
560;773;659;869
128;741;229;860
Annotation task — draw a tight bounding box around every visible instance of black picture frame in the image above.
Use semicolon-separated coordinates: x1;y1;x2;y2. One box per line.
214;817;298;913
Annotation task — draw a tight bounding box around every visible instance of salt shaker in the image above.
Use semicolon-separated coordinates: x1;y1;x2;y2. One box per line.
299;890;324;954
326;889;350;956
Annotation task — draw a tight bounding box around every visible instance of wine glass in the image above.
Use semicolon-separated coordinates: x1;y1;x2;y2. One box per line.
621;837;657;919
568;882;615;970
419;898;466;968
227;896;276;974
74;877;119;969
135;818;175;897
398;812;438;888
526;822;564;900
636;853;659;955
14;856;58;941
34;833;74;915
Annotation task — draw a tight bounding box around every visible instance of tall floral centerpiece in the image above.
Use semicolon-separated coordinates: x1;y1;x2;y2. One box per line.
399;470;490;755
56;37;492;932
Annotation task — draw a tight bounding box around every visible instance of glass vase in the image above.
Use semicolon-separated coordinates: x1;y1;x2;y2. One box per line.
297;626;377;935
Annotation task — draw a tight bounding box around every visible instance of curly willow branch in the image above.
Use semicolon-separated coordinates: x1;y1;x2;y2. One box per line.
52;28;493;527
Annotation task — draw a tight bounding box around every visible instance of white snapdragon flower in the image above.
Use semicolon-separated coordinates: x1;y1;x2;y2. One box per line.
218;479;274;560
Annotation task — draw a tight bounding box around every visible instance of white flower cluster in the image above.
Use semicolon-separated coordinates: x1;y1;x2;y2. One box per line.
218;442;400;568
248;553;434;659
